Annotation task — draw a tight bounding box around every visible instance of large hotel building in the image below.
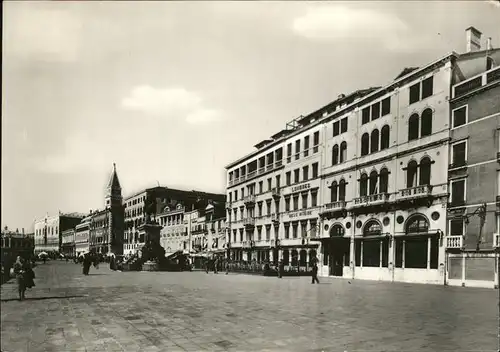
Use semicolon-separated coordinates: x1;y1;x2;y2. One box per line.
225;27;500;287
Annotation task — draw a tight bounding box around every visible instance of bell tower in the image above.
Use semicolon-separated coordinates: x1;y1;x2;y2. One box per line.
105;163;122;209
105;163;124;255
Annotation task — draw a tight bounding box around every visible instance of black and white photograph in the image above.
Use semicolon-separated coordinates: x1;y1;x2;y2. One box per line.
1;1;500;351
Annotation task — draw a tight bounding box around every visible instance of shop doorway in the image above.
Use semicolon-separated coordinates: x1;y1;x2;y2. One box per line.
328;239;350;277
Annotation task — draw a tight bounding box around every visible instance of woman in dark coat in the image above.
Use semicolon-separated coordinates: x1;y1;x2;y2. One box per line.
13;256;27;301
83;254;91;275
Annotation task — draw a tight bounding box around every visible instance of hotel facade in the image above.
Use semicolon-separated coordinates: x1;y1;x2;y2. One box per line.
225;28;500;286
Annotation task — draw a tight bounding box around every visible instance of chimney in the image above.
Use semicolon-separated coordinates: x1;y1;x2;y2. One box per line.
465;26;482;53
487;37;492;51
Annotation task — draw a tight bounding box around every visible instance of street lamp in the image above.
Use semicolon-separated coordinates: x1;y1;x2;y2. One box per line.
462;203;487;252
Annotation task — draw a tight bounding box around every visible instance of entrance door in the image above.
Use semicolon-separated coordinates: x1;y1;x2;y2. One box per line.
328;239;348;277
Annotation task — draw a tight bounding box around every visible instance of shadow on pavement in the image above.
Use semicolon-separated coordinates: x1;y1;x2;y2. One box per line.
1;295;87;302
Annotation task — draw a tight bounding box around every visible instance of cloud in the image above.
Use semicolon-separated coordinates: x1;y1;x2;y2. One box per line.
121;86;223;124
292;6;412;51
4;3;82;62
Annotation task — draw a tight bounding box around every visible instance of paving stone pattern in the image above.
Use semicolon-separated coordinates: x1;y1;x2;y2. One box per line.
1;261;498;351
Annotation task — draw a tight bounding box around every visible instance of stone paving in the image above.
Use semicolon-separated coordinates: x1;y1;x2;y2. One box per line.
1;261;499;352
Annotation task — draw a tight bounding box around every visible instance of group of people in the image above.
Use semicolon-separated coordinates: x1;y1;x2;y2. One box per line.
12;256;36;301
82;253;100;275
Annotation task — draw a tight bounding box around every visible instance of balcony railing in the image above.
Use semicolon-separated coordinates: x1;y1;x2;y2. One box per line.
243;217;255;228
324;200;346;211
271;213;280;223
229;162;285;188
243;194;256;205
446;235;464;249
453;66;500;98
275;160;283;168
354;193;390;205
271;188;281;198
449;160;467;169
266;164;274;172
247;170;257;179
399;185;433;199
494;233;500;248
258;167;265;175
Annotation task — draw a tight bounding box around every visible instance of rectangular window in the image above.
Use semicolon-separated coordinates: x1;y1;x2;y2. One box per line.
303;166;309;181
381;97;391;116
285;197;290;211
450;219;464;236
287;143;292;162
371;102;381;120
265;226;271;240
267;178;272;191
259;181;263;194
234;190;238;200
304;136;310;157
333;121;340;136
452;141;467;167
395;239;403;268
257;227;262;241
301;193;308;209
285;225;290;239
340;118;348;133
292;224;298;238
294;169;300;184
451;179;466;206
409;83;420;104
452;106;467;128
363;240;380;267
295;140;300;160
311;191;318;207
266;200;271;216
405;237;428;269
312;163;319;178
293;195;299;210
257;203;263;217
313;131;319;153
421;76;433;99
355;239;362;266
286;172;291;186
362;107;370;124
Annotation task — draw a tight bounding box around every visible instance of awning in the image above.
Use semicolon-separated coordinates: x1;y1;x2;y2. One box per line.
310;236;350;242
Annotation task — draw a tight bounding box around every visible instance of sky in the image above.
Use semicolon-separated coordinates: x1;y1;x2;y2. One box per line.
2;1;500;231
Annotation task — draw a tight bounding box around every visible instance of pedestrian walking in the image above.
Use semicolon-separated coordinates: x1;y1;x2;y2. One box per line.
83;253;92;275
225;259;230;275
13;256;27;301
214;257;219;274
278;260;284;279
93;255;100;270
311;261;320;284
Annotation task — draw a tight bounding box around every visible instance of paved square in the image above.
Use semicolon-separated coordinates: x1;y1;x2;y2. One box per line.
1;261;498;351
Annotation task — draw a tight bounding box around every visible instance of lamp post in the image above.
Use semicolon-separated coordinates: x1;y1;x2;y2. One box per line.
462;203;487;252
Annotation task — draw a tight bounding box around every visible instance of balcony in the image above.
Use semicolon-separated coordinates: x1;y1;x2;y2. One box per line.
258;167;265;175
271;213;280;223
449;160;467;170
494;234;500;248
453;66;500;98
399;185;433;200
446;235;464;249
247;170;257;179
354;193;390;206
243;194;256;206
271;188;281;199
275;160;283;168
266;163;274;172
254;239;271;247
243;217;255;229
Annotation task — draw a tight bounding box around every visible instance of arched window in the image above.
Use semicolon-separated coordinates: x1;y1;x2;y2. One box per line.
360;173;368;197
419;157;432;185
405;215;429;234
408;113;419;141
291;249;298;266
361;133;369;156
406;160;418;188
369;170;378;195
421;108;433;137
332;145;339;165
340;142;347;163
339;179;346;201
331;181;338;202
381;125;390;150
379;168;389;193
299;249;307;266
363;220;382;236
330;224;345;237
370;129;379;153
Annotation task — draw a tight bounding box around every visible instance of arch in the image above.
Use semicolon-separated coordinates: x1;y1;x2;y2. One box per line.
379;168;389;193
339;179;346;201
408;113;419;141
299;249;307;266
406;160;418;188
332;145;339;165
370;129;380;153
380;125;390;150
361;133;370;156
340;141;347;163
363;219;382;236
359;173;368;197
330;223;345;237
421;108;433;137
369;170;378;195
419;156;432;185
331;181;338;202
291;249;298;266
405;214;429;234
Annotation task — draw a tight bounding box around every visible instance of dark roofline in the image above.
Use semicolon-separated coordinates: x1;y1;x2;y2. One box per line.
465;26;482;35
